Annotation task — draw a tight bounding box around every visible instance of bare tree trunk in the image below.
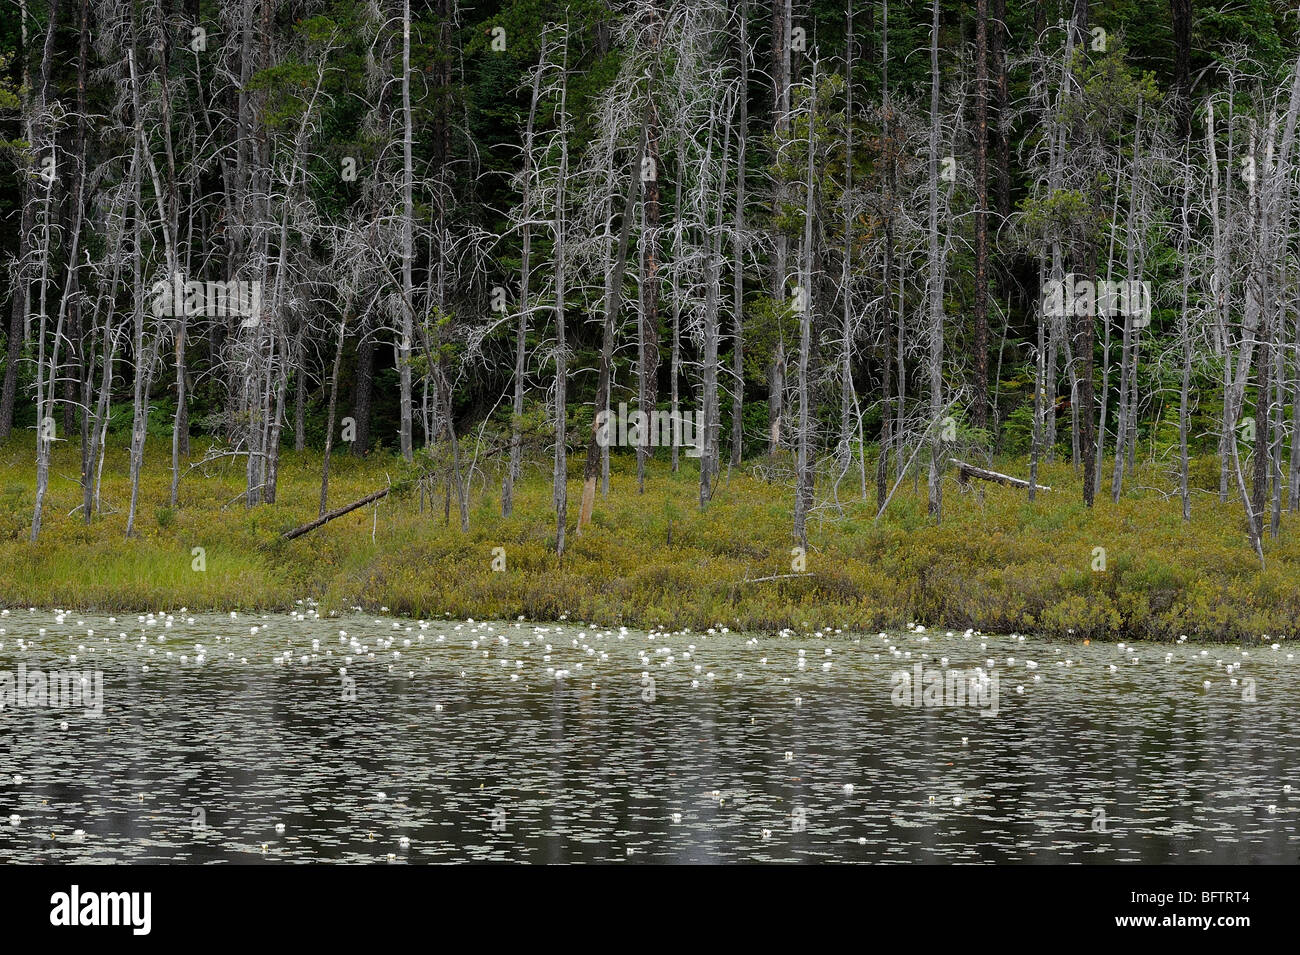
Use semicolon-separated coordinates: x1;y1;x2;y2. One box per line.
769;340;786;457
972;0;989;432
1030;262;1044;504
398;0;415;462
169;321;188;506
836;0;864;502
125;138;153;539
26;0;65;537
1178;157;1193;521
1094;169;1122;498
1231;426;1265;565
637;9;665;493
792;64;817;547
293;324;306;453
265;331;289;504
768;0;792;457
577;121;645;533
876;0;894;514
895;241;906;482
730;1;749;468
150;17;186;511
320;286;352;517
1270;342;1283;537
1290;301;1300;511
1290;287;1300;511
925;0;944;519
65;0;91;446
1077;247;1097;508
82;162;130;525
553;38;571;556
30;164;69;543
669;183;681;475
1112;112;1144;501
1252;310;1272;536
701;93;733;508
353;333;374;455
2;0;53;442
1207;99;1232;502
30;10;75;540
504;46;545;518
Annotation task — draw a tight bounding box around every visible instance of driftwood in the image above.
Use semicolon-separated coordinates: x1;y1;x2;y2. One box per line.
283;486;390;540
950;459;1051;492
740;572;815;584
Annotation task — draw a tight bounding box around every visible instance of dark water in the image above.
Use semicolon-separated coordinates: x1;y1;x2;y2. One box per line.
0;607;1296;863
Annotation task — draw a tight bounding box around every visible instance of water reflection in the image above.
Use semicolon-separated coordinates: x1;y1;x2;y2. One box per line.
0;610;1295;862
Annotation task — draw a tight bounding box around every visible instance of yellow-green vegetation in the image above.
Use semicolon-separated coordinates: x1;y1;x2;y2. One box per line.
0;438;1294;643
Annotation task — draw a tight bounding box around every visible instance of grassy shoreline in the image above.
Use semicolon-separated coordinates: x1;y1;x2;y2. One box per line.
1;438;1296;643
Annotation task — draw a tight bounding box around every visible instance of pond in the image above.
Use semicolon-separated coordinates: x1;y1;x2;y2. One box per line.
0;607;1295;863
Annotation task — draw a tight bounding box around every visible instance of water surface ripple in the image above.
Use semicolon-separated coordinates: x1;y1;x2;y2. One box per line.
0;609;1295;863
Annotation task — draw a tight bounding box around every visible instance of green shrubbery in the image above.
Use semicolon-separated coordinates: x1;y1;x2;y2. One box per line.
1;437;1297;643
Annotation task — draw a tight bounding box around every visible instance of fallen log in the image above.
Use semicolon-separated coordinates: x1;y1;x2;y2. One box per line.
282;486;390;540
950;459;1051;492
739;572;815;584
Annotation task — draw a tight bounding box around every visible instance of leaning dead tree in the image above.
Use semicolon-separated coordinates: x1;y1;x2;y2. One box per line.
952;459;1052;492
283;486;391;541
